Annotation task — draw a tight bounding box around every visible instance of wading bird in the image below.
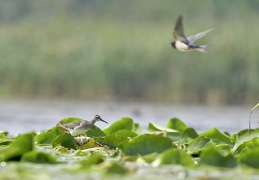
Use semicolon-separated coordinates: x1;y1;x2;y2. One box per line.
58;115;108;136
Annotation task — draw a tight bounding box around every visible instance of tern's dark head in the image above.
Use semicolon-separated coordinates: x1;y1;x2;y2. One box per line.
94;114;108;124
170;42;176;49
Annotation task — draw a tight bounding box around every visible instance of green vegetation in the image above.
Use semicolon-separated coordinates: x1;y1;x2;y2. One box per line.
0;0;259;104
1;117;259;179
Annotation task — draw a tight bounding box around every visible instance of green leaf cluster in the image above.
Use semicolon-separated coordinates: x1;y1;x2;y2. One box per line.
2;116;259;178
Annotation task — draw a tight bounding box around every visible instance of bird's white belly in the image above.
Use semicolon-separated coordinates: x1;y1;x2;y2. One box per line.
175;41;193;52
71;127;88;136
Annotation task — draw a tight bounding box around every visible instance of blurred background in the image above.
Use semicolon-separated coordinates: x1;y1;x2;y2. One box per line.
0;0;259;134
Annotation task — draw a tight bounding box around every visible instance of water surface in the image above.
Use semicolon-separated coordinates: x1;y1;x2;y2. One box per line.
0;100;257;135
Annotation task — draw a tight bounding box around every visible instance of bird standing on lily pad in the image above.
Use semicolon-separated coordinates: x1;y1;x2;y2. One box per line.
58;115;108;136
171;15;213;53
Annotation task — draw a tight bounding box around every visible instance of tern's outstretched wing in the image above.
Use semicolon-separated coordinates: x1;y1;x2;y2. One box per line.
173;15;188;43
187;28;214;44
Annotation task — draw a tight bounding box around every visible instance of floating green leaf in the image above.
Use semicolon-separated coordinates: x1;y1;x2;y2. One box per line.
133;123;143;135
199;128;232;146
148;122;179;133
0;133;10;146
77;137;107;149
238;151;259;169
200;147;237;168
0;133;34;161
237;138;259;168
79;153;104;166
238;138;259;155
34;131;56;145
152;149;195;168
122;134;172;156
52;134;78;150
187;137;214;154
21;151;58;164
48;126;66;137
148;122;182;141
103;117;134;135
111;129;138;138
178;128;198;144
0;141;11;146
0;133;6;142
53;145;71;153
214;144;231;156
94;135;129;149
86;125;106;137
232;129;259;152
167;118;188;132
105;162;128;174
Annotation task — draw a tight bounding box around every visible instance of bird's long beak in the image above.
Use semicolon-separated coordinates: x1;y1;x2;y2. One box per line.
100;119;108;124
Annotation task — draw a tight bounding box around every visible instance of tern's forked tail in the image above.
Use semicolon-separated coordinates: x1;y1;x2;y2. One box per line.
195;45;209;53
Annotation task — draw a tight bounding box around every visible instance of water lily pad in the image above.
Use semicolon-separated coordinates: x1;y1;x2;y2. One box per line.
21;151;58;164
0;141;11;146
0;133;6;142
86;125;106;137
0;133;34;161
133;123;143;134
53;145;71;153
79;153;104;166
148;122;182;141
94;135;129;149
199;128;232;146
167;118;188;132
148;122;179;133
178;128;198;144
76;137;104;149
239;138;259;154
103;117;134;135
232;129;259;152
200;147;237;168
237;138;259;168
48;126;66;136
238;150;259;169
52;134;78;150
105;162;128;174
0;133;10;146
187;137;214;154
34;131;56;145
111;129;138;138
152;149;195;168
214;144;231;156
122;134;172;156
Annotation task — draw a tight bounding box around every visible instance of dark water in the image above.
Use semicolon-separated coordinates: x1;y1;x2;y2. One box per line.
0;100;257;135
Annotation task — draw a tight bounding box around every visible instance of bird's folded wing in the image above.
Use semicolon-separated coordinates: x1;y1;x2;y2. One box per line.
63;120;83;129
